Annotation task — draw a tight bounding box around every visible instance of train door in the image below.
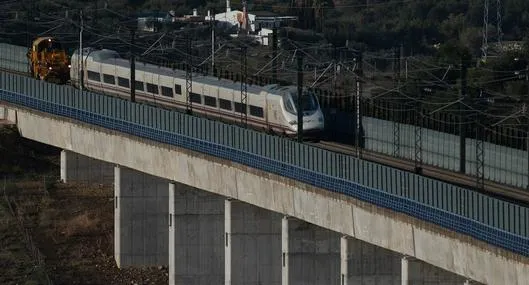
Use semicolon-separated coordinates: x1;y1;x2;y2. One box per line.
201;83;211;118
268;94;280;127
97;60;105;94
82;50;89;89
263;91;270;129
69;51;78;86
142;71;154;104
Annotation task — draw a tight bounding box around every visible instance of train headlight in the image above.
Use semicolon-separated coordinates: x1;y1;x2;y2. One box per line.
48;67;52;70
68;64;71;68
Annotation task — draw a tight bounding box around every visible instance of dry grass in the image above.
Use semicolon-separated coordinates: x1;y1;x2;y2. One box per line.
0;126;168;283
59;212;101;238
0;200;48;284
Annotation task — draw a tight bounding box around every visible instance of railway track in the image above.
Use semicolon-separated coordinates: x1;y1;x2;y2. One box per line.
310;140;529;205
1;65;528;205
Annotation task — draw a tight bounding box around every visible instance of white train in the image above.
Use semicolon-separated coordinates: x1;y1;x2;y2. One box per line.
69;48;325;138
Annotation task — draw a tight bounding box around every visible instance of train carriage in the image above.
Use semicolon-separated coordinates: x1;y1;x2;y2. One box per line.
70;48;324;138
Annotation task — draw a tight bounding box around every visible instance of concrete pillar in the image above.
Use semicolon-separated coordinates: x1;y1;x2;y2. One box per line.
340;236;350;285
340;238;467;285
169;183;177;285
225;199;232;285
464;280;472;285
60;150;67;182
288;219;340;285
5;108;17;124
409;256;468;284
168;181;224;285
114;166;121;266
228;200;281;285
0;106;6;120
60;150;113;184
401;256;409;285
282;216;289;285
114;165;169;268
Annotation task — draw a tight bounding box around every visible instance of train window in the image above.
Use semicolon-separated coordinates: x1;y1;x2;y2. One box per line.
234;102;247;114
161;86;173;97
190;92;201;104
118;77;129;88
249;105;263;118
146;83;158;94
135;81;144;91
103;74;115;85
219;99;232;110
174;84;182;95
204;96;217;107
87;71;100;82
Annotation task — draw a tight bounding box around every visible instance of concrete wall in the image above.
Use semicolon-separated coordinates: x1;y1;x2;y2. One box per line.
60;150;114;185
343;236;400;285
0;105;5;119
168;182;224;285
114;165;169;267
7;107;529;285
286;218;340;285
343;237;468;285
228;200;282;285
4;107;17;123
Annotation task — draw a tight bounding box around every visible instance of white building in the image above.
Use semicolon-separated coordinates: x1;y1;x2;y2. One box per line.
205;0;274;45
205;0;254;31
137;16;167;32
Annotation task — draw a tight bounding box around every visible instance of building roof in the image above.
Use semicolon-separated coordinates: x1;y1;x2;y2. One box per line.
251;10;278;17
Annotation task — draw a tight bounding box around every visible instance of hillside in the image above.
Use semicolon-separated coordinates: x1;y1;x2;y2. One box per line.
4;0;529;56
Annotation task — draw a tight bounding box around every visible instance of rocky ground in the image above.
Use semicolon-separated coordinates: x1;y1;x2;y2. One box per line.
0;126;168;284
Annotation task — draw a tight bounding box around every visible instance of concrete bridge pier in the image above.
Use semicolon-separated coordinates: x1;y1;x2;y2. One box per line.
282;216;341;285
114;165;169;268
338;232;473;285
0;105;6;119
340;236;351;285
60;150;113;185
225;199;282;285
401;256;410;285
168;182;224;285
56;147;484;285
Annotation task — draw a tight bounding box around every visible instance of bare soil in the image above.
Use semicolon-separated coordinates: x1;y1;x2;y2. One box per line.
0;196;50;285
8;182;169;285
0;126;169;284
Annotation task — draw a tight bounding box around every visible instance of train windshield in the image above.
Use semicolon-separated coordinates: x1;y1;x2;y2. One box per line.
288;90;319;114
38;39;63;52
47;41;62;51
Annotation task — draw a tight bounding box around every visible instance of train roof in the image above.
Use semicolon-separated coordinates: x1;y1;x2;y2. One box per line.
76;48;298;97
32;36;59;47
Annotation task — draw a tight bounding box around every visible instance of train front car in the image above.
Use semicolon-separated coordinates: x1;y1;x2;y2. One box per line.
281;87;325;139
28;37;71;84
69;47;96;88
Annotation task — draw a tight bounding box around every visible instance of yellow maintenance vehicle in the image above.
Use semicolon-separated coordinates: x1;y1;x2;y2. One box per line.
27;37;71;84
